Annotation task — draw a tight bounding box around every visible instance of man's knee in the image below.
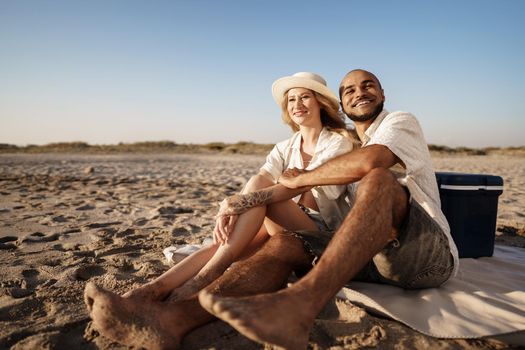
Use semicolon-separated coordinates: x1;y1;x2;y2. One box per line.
355;168;409;228
260;232;311;263
356;168;398;196
263;232;302;250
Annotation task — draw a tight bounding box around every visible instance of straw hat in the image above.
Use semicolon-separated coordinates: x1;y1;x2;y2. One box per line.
271;72;339;109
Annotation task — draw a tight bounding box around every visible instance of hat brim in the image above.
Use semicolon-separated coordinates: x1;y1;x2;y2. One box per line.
272;76;339;109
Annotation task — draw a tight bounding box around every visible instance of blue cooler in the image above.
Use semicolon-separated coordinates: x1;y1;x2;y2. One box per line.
435;172;504;258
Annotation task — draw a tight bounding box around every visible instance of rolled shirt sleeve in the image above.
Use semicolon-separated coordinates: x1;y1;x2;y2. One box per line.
365;112;427;175
260;142;287;183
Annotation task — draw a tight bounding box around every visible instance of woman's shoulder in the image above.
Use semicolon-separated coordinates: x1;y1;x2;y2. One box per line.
318;128;359;154
322;128;353;144
273;131;301;150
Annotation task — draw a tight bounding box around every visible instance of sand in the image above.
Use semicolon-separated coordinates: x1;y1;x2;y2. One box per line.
0;153;523;350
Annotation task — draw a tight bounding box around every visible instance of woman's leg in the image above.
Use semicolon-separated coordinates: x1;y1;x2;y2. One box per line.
124;174;276;300
124;225;272;301
167;198;318;301
123;244;218;300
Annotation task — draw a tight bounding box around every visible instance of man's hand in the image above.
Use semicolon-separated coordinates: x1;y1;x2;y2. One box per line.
278;168;309;189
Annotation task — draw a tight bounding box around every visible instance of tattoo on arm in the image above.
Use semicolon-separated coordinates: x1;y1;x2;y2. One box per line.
229;189;274;213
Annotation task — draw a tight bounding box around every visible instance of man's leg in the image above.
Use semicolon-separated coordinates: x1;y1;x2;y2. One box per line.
200;168;409;349
84;230;313;349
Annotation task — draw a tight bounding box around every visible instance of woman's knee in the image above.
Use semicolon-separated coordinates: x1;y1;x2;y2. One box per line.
242;174;274;193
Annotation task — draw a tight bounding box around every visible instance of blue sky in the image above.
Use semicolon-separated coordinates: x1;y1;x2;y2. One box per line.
1;0;524;147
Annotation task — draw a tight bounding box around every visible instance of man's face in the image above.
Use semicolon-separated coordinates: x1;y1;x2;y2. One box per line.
339;70;385;122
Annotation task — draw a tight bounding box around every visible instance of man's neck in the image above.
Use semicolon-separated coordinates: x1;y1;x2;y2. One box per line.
354;120;375;142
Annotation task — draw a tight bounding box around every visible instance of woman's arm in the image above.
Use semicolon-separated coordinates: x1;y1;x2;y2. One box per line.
217;181;311;217
213;170;311;243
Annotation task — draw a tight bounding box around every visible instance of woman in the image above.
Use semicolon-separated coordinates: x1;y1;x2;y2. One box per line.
125;72;357;301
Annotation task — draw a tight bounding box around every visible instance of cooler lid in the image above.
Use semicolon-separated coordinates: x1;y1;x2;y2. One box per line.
435;172;504;191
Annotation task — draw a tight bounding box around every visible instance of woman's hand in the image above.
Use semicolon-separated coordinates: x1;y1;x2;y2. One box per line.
216;195;246;216
213;213;238;245
213;195;249;244
212;190;274;244
279;168;309;189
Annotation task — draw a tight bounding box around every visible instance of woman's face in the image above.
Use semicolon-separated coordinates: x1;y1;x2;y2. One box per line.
286;88;321;128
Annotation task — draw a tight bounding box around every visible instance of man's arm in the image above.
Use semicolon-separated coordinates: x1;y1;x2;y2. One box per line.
279;144;400;189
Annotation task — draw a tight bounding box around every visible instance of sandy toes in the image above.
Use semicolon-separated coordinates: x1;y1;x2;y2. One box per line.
84;282;181;350
199;289;314;350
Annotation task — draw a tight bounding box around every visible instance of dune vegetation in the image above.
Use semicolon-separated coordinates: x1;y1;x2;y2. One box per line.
0;141;524;156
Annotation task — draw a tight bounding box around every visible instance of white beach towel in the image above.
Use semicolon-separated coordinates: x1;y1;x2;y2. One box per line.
165;243;525;344
337;245;525;344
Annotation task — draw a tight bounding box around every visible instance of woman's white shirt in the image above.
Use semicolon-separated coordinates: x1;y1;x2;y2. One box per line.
260;127;354;230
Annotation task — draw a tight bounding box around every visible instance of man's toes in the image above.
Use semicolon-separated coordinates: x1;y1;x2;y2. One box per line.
199;290;227;314
84;282;100;312
198;290;215;311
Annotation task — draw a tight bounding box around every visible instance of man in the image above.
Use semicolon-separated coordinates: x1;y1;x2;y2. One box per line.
198;69;458;347
84;69;458;349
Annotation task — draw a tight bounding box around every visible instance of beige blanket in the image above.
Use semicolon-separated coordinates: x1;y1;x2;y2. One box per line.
337;245;525;343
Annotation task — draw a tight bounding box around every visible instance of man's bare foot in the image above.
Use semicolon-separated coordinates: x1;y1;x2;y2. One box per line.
84;282;183;350
198;288;314;350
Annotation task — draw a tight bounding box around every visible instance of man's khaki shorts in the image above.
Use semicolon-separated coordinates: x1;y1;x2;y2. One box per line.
288;199;455;289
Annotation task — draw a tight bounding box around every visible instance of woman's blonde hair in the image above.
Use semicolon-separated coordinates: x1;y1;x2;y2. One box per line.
280;89;360;146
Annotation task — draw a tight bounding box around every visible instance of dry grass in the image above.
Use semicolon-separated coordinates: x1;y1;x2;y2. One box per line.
0;141;274;155
1;142;524;156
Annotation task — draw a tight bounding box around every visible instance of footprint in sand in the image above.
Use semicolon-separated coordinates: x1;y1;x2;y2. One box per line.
73;264;106;281
132;218;148;226
154;205;193;216
188;224;202;234
172;227;190;236
10;331;62;350
76;204;96;211
52;215;69;223
115;228;135;237
21;232;60;243
0;295;44;320
21;269;41;290
0;236;18;250
84;221;122;229
53;202;69;209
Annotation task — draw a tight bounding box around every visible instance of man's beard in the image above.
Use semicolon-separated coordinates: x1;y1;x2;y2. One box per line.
345;102;384;122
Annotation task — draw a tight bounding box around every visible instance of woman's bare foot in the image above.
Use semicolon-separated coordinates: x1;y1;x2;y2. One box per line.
198;288;315;350
167;273;217;302
122;281;169;301
167;254;234;302
84;282;184;349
